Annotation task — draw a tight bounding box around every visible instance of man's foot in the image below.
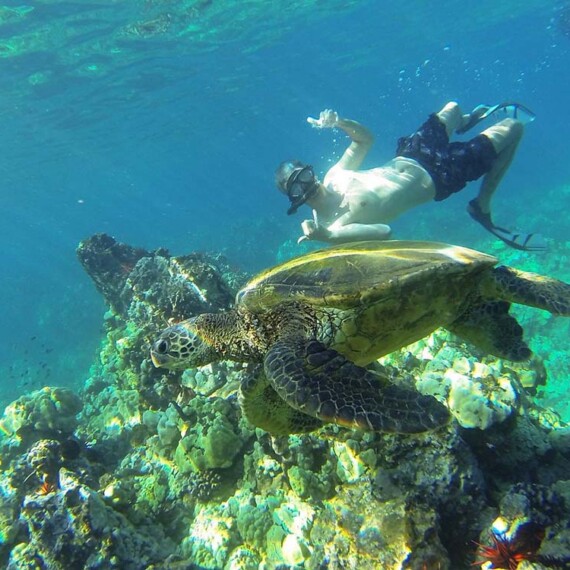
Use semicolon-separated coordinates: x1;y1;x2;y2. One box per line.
467;198;494;229
467;199;546;251
456;104;493;134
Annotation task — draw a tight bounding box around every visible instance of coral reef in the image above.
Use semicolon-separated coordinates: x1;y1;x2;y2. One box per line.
1;234;570;569
0;386;83;447
77;233;239;322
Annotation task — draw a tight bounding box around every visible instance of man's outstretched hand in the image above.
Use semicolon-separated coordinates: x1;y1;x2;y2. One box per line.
307;109;339;129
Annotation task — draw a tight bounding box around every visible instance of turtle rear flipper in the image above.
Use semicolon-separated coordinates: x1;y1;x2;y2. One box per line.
485;266;570;315
239;365;323;435
264;337;450;434
448;300;531;361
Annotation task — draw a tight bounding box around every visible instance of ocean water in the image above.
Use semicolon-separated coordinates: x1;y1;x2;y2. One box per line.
1;1;569;408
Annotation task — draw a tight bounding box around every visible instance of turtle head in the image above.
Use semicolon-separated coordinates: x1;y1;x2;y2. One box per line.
150;318;218;370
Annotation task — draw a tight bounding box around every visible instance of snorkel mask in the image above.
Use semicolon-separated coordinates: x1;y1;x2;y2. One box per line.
284;165;318;215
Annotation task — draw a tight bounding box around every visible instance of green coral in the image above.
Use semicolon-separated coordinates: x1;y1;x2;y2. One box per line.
79;385;142;437
0;387;82;440
180;507;239;569
156;405;181;447
235;497;280;550
287;464;335;500
173;396;246;473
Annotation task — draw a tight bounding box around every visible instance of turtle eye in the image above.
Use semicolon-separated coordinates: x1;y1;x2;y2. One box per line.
155;339;169;354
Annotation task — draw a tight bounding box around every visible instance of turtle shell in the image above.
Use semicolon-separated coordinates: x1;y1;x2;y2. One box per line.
236;240;497;311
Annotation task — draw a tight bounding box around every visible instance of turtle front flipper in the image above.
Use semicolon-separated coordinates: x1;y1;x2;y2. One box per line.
485;266;570;315
239;365;324;435
264;337;450;433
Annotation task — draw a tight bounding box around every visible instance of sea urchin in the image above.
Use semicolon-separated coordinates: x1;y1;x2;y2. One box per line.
473;520;545;570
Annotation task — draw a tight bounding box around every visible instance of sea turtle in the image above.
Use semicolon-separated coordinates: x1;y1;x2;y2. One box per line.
150;241;570;435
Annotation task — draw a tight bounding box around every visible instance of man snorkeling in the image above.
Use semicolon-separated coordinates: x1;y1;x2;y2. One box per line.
275;102;543;251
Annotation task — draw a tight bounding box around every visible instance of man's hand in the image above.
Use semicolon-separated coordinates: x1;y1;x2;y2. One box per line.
307;109;339;129
298;218;332;244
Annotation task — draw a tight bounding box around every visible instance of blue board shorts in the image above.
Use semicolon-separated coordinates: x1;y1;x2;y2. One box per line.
396;114;498;201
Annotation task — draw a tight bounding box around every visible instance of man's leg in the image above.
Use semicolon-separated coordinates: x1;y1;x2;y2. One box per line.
435;101;464;138
436;101;494;138
474;118;523;214
468;119;545;250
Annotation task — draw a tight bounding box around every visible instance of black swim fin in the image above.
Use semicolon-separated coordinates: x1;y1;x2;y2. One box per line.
485;101;536;124
457;102;536;134
467;200;546;252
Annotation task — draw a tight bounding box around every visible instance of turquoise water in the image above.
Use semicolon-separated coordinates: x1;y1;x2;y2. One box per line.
1;3;569;409
2;3;570;568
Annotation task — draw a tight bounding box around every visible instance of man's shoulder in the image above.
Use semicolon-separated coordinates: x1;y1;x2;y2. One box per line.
323;164;354;184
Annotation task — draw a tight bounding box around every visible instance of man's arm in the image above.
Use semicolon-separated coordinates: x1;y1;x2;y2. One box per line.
308;109;374;171
299;216;392;244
